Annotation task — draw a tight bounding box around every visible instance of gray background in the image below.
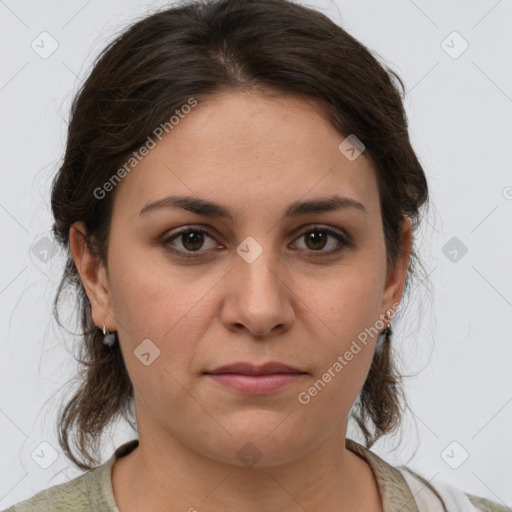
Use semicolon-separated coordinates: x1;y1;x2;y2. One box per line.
1;0;511;508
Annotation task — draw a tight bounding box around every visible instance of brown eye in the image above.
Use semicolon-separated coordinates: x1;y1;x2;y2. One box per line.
291;226;352;256
161;224;352;259
161;227;220;258
181;231;207;251
304;230;328;250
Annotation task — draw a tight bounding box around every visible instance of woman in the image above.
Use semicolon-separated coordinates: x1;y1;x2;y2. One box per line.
4;0;510;510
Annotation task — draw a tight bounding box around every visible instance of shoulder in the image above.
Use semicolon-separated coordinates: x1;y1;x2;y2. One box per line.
398;466;512;512
463;492;512;512
345;438;512;512
1;458;117;512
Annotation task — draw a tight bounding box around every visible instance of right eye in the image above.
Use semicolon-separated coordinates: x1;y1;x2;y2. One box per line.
160;226;222;258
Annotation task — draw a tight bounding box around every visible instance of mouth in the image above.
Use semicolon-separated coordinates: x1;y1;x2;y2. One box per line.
204;361;307;376
203;361;307;395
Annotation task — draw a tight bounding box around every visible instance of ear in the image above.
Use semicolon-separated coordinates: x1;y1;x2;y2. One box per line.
69;221;116;332
380;215;412;316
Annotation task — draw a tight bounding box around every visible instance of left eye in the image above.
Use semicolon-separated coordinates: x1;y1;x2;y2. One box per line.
291;226;350;255
161;225;351;258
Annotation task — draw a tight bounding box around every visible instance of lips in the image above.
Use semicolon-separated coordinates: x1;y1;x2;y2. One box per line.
204;362;307;395
204;362;306;375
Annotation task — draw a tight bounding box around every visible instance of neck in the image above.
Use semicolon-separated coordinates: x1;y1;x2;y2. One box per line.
111;425;382;512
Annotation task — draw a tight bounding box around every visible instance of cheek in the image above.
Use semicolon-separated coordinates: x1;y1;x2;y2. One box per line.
107;242;207;335
295;293;380;428
108;258;211;421
305;257;385;344
296;259;384;403
107;246;220;387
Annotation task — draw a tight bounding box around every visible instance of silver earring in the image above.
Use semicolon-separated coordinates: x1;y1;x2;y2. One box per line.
102;321;117;347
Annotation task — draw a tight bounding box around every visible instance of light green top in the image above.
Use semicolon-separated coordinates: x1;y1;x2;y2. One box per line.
3;438;510;511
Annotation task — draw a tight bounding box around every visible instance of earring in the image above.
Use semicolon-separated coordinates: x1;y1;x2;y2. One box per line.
102;321;117;347
381;310;393;340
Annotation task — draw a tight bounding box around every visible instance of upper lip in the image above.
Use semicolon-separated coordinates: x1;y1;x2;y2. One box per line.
205;362;306;375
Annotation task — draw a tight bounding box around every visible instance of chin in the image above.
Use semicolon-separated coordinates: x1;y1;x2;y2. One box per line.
204;425;312;469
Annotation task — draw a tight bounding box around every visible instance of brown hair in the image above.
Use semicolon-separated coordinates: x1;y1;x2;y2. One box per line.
51;0;429;470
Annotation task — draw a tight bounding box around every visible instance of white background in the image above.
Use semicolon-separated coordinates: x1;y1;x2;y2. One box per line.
1;0;511;509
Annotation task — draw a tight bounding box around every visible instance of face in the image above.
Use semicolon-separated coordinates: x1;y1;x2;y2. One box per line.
72;91;410;467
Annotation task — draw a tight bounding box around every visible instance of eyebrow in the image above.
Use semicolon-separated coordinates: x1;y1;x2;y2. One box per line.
139;194;367;220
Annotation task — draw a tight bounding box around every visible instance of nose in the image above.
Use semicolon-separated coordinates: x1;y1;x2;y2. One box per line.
220;247;295;338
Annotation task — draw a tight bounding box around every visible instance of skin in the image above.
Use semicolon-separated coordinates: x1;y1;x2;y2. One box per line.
70;90;411;512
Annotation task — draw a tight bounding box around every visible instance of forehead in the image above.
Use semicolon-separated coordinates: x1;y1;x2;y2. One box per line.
111;91;380;223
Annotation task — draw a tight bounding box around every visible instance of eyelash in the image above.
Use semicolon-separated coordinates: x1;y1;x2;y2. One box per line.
160;225;353;259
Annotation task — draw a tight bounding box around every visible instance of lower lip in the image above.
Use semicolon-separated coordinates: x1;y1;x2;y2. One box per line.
205;373;305;394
